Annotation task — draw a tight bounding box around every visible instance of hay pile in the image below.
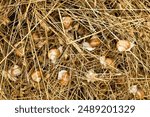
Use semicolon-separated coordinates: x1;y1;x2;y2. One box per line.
0;0;150;100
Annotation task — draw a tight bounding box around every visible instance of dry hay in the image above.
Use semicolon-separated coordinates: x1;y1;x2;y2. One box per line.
0;0;150;100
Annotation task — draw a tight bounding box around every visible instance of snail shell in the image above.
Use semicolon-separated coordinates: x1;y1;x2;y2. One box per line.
58;70;69;86
117;40;131;52
89;35;101;47
31;71;42;83
62;16;73;29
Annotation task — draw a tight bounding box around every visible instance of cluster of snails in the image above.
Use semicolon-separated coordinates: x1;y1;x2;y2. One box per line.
4;16;135;83
2;16;143;99
2;65;70;86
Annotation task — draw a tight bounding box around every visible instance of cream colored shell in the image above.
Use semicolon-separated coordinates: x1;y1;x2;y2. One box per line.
82;42;95;51
62;16;73;29
100;56;114;67
129;85;144;99
9;65;22;77
31;71;42;83
58;70;69;85
48;46;63;64
2;65;22;82
117;40;134;52
89;35;101;47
